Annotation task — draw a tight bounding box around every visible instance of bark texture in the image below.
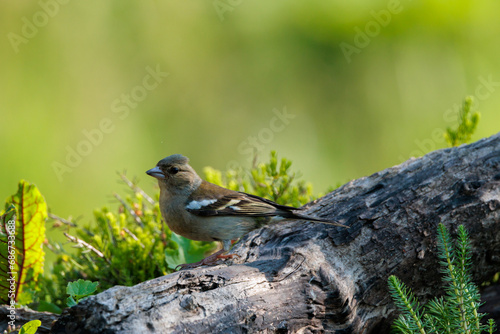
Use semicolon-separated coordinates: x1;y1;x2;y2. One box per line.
47;133;500;334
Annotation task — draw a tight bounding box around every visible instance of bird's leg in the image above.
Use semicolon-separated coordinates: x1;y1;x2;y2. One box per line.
175;240;239;271
174;250;240;270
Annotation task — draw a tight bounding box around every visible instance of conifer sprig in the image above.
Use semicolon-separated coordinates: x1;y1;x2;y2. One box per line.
388;223;497;334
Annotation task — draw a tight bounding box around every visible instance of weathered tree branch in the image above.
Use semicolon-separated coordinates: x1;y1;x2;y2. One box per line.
45;132;500;333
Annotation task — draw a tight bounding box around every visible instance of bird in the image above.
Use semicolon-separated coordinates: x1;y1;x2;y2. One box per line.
146;154;348;270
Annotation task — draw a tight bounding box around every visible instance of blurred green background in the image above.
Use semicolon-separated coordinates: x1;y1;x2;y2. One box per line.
1;0;499;222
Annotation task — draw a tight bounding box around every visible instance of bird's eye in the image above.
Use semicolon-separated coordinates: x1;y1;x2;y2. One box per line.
168;166;180;174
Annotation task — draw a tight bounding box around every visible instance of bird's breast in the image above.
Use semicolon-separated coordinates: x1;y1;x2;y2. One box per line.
162;208;260;242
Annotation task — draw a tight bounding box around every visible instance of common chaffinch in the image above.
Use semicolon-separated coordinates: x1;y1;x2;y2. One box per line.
146;154;348;269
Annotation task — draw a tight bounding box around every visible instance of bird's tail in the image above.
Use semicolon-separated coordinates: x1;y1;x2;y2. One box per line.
288;212;349;228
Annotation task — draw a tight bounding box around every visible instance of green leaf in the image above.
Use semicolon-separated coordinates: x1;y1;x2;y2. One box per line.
165;233;215;269
19;319;42;334
66;278;99;307
37;300;63;314
66;295;77;307
0;180;47;304
17;285;35;305
67;279;99;299
164;233;186;270
0;205;16;303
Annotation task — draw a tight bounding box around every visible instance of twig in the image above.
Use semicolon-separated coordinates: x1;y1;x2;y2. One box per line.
63;232;110;264
113;192;144;227
118;171;155;206
123;227;145;249
48;212;78;227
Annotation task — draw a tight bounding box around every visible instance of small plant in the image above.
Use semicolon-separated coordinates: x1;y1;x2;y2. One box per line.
445;96;480;147
0;180;47;306
388;223;497;334
19;320;41;334
2;320;42;334
66;279;99;307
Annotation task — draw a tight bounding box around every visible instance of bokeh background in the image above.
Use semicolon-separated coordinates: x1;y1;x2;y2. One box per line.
1;0;499;224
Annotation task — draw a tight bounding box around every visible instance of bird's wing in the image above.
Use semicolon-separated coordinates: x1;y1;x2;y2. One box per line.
185;192;283;217
185;181;290;217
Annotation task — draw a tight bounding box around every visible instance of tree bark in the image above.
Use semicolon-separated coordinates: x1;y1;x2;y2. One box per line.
48;133;500;334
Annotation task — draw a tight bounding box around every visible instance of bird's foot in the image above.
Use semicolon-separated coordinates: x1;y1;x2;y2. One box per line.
175;249;240;271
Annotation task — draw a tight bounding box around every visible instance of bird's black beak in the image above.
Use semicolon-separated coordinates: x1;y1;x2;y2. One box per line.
146;166;165;179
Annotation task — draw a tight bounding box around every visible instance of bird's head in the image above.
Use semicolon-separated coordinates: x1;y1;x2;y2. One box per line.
146;154;201;195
